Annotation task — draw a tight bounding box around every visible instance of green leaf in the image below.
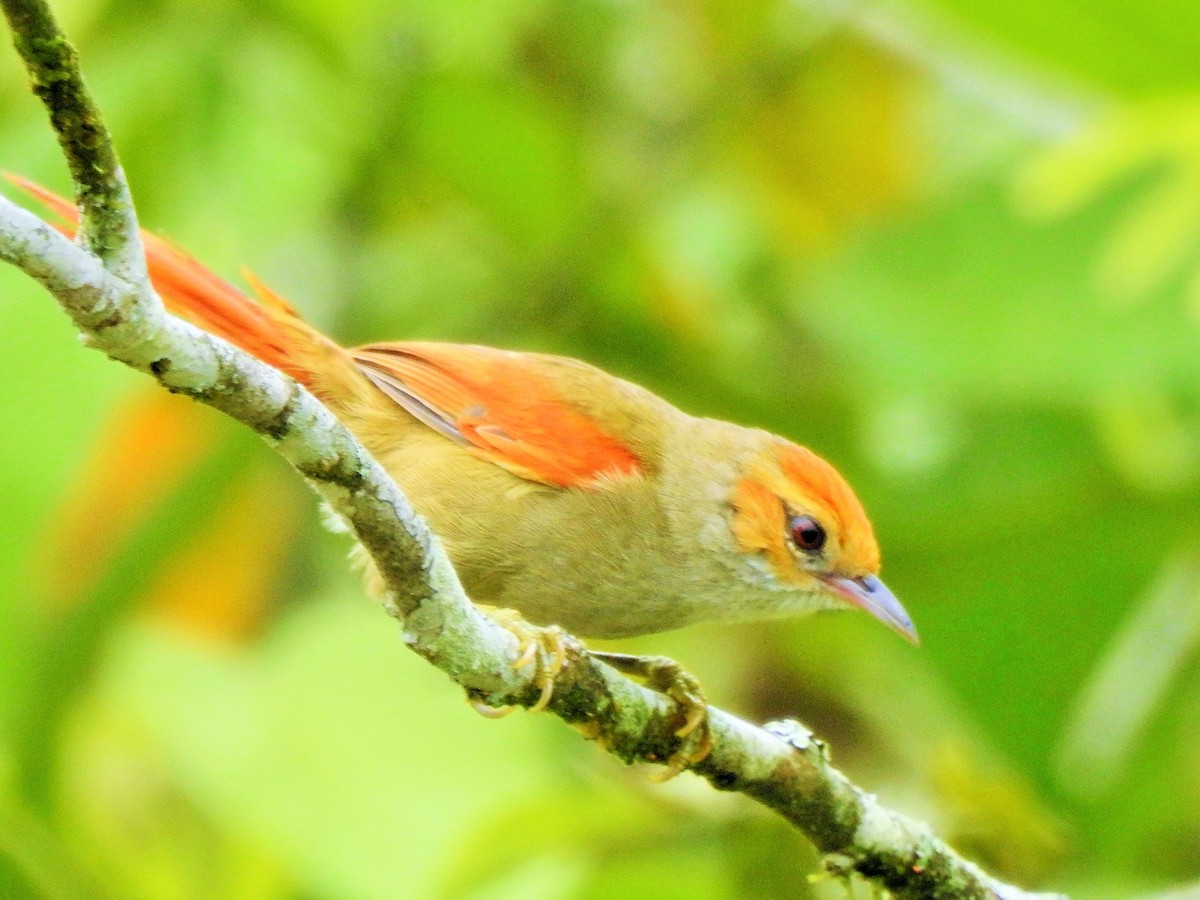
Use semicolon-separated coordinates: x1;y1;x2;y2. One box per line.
403;76;583;251
803;180;1200;404
924;0;1200;96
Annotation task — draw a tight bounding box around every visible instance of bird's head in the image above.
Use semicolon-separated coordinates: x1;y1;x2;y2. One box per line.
729;440;918;643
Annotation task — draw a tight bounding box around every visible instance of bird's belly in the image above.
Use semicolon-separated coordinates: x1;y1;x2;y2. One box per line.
467;562;696;639
446;510;699;639
367;428;759;640
386;454;690;637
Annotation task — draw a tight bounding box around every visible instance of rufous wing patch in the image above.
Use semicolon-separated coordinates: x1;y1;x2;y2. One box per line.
353;342;642;489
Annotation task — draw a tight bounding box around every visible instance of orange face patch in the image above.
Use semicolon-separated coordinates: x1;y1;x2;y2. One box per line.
730;442;881;584
730;474;805;585
776;443;879;574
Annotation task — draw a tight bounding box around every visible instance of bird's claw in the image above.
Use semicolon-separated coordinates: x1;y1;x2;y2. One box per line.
590;651;713;780
470;607;570;716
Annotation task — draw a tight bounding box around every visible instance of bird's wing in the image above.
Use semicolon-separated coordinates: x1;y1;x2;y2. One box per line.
352;342;642;488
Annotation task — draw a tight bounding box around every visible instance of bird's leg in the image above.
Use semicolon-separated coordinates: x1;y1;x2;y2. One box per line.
589;651;713;779
470;606;571;717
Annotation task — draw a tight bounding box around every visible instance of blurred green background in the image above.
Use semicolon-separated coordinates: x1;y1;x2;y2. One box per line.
1;0;1199;897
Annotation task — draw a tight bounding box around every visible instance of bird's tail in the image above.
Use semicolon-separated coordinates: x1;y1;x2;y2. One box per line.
7;175;338;390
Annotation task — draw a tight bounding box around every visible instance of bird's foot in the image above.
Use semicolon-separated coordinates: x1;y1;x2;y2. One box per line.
470;607;570;717
590;651;713;780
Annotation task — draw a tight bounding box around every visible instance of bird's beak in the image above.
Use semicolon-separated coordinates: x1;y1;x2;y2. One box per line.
820;573;919;645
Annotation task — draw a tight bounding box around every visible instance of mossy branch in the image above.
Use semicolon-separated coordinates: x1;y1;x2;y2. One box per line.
1;0;143;282
0;1;1065;897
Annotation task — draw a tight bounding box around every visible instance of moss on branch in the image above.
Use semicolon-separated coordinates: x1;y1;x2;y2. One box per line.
1;0;141;280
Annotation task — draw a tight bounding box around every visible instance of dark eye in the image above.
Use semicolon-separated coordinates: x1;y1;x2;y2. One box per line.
788;515;826;553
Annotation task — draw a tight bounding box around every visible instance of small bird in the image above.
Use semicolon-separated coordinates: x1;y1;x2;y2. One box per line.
16;178;916;768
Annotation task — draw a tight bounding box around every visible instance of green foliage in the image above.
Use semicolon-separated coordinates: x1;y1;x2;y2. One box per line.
1;0;1198;897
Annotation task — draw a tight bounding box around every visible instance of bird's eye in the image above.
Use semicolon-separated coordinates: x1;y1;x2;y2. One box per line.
788;515;826;553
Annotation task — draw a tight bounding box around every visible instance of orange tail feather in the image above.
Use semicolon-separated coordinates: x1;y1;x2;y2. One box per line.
5;174;316;386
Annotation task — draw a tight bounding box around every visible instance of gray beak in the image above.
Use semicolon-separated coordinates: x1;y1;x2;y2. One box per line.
821;573;919;645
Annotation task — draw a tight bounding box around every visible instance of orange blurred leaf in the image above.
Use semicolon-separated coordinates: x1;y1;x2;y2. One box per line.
141;463;302;644
37;388;220;608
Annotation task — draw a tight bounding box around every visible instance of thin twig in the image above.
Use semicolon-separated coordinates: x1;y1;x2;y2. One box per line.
0;2;1066;897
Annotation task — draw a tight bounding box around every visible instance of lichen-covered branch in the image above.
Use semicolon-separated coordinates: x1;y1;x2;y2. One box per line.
0;2;1065;898
0;0;143;284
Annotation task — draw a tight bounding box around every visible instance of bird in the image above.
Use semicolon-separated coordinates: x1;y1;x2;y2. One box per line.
14;176;917;772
